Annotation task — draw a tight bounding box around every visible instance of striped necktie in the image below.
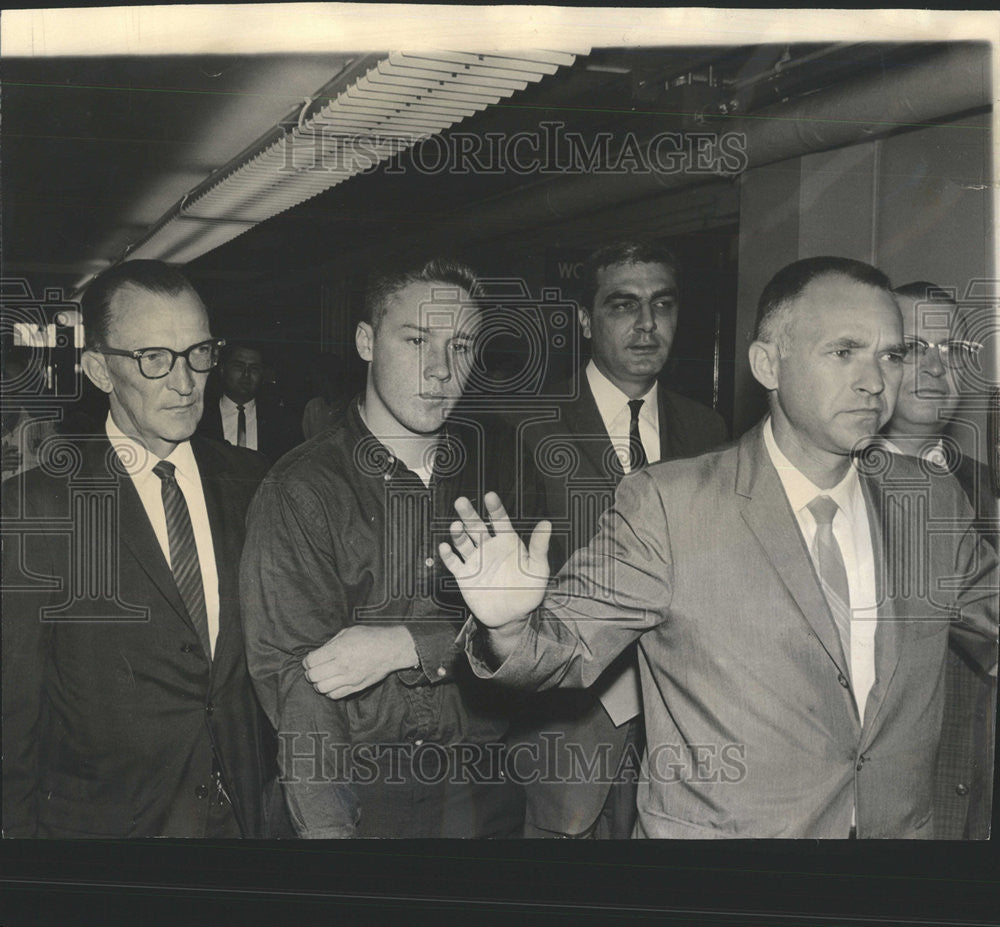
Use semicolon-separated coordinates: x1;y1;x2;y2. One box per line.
153;460;210;659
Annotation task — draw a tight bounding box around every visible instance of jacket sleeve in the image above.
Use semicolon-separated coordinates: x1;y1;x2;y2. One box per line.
465;468;672;690
240;477;360;838
1;477;57;837
948;495;1000;677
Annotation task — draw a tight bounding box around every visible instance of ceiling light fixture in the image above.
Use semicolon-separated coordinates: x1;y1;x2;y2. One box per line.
121;49;587;269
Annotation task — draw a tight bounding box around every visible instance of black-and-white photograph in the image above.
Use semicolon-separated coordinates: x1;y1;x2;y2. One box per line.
1;4;998;915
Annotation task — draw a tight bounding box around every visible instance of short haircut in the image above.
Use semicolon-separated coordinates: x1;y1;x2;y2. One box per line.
362;258;478;331
754;256;892;350
80;260;205;350
220;341;265;365
892;280;957;305
581;240;681;312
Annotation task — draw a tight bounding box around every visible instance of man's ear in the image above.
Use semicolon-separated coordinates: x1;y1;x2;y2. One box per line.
748;340;780;391
355;322;374;363
81;350;114;395
577;307;593;341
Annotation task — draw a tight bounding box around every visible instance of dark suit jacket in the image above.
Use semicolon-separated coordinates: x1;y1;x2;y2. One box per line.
197;392;300;465
2;434;278;837
935;454;997;838
471;421;998;837
509;376;728;836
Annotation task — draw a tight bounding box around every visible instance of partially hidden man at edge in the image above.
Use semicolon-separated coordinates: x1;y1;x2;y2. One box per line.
241;258;536;838
441;256;999;839
2;260;283;838
511;241;726;838
875;281;997;838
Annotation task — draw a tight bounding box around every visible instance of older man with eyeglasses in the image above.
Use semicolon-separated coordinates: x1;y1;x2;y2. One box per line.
877;281;996;839
2;259;288;838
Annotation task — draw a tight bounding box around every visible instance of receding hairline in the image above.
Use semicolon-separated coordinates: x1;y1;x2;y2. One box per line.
103;280;209;336
763;270;897;345
594;258;678;282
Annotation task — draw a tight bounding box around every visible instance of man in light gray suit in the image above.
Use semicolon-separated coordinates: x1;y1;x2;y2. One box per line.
440;256;999;838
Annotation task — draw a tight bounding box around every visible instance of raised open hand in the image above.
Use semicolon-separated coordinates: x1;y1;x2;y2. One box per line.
438;491;551;629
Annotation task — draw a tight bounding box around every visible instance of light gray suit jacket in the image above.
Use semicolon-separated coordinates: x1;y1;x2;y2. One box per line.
468;420;999;838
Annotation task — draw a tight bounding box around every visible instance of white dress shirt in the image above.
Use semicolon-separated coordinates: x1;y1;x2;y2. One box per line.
220;395;258;450
763;419;879;722
584;361;662;726
106;415;221;656
585;360;660;473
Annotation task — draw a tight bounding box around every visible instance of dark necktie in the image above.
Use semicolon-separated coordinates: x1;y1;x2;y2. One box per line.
153;460;211;659
627;399;648;472
807;494;851;675
236;404;247;448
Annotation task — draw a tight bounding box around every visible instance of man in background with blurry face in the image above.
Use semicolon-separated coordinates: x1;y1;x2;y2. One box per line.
878;281;996;838
198;341;299;463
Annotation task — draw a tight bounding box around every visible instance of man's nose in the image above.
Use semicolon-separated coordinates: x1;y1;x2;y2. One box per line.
921;345;946;376
634;301;657;332
855;357;886;395
424;346;451;380
167;356;196;393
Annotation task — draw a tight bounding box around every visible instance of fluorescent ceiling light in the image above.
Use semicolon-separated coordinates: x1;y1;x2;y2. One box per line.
122;49;586;266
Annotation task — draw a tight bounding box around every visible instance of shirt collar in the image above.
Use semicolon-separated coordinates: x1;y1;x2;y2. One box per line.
220;394;255;411
350;395;455;482
586;360;658;427
870;434;945;463
105;413;197;482
763;417;863;523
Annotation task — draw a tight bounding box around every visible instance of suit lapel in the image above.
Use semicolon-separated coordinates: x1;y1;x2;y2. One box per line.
737;425;855;685
657;388;676;461
564;376;621;484
856;470;904;744
87;437;199;638
192;439;241;673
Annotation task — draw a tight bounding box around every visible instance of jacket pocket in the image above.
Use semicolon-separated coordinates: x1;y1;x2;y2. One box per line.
37;778;135;837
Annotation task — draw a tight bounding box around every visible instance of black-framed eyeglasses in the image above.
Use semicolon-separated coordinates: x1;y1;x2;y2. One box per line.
99;338;226;380
902;337;983;368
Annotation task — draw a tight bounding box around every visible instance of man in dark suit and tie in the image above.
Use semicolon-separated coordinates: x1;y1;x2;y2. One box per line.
877;281;997;838
511;241;727;838
2;260;281;838
197;341;299;463
442;256;998;838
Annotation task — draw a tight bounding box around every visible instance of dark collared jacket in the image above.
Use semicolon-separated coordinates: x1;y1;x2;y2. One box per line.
241;398;543;837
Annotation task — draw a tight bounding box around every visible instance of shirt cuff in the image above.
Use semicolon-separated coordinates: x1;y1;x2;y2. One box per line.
464;613;537;680
396;622;462;685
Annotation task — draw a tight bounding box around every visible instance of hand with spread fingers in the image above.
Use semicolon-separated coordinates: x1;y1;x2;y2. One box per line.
303;625;419;700
438;491;552;635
